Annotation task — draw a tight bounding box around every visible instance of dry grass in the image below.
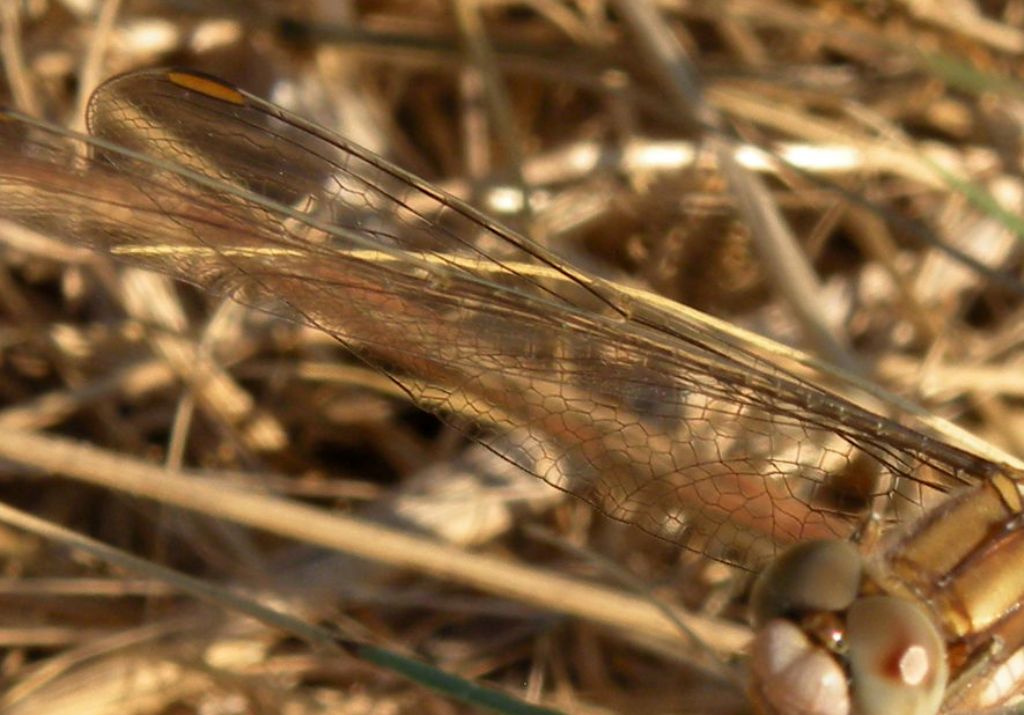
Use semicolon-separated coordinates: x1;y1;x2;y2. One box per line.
1;1;1024;713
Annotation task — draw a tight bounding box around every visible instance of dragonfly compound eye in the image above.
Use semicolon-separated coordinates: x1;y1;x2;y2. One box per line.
751;617;852;715
750;539;862;715
750;539;863;626
845;596;947;715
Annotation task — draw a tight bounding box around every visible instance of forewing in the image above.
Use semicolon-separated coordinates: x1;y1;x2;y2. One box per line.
0;69;1006;570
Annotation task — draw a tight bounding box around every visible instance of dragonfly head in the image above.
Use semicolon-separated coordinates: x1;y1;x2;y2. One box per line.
749;539;947;715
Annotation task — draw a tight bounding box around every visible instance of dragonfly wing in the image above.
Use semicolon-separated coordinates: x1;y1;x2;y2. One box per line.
0;69;1004;571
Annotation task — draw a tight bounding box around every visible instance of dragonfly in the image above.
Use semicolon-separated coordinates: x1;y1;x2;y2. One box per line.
2;68;1024;715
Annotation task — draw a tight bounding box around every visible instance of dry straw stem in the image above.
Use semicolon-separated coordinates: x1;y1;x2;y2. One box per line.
615;0;860;374
0;426;750;656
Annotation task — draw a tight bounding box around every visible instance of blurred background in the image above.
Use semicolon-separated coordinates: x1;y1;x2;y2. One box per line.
1;1;1024;713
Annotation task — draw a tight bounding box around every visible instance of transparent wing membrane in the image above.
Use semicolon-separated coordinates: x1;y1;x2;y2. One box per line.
0;69;1009;570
